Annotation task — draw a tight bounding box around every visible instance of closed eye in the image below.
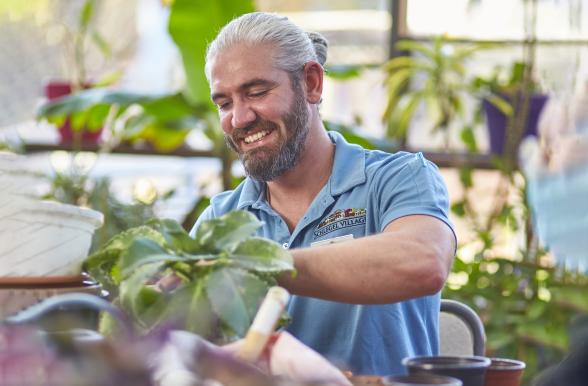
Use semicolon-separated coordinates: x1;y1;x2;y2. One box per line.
248;89;269;98
217;101;232;111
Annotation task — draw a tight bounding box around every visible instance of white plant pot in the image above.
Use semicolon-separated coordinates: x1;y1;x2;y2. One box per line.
0;199;104;277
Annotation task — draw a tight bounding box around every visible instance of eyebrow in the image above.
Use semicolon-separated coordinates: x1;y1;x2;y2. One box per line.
211;78;278;102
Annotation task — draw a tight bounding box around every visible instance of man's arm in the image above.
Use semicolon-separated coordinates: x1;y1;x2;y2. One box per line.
278;214;456;304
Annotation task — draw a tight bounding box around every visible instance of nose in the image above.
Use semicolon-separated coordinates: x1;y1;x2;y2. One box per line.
231;99;256;129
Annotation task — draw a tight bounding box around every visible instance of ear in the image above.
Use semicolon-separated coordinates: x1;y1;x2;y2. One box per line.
302;61;324;104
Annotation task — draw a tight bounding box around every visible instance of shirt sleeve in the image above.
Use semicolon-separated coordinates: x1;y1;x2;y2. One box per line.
376;153;455;240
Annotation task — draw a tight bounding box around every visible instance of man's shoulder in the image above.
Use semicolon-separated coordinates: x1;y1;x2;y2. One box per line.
208;181;248;214
207;177;262;215
364;149;439;176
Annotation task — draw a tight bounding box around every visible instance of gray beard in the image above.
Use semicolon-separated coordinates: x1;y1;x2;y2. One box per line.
225;87;310;182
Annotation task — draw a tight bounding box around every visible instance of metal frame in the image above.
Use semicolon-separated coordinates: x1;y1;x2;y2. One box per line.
440;299;486;356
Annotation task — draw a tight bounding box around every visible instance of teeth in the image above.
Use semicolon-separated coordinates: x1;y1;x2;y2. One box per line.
244;130;269;144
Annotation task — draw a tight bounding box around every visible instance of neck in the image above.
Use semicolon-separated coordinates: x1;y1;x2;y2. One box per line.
266;120;334;212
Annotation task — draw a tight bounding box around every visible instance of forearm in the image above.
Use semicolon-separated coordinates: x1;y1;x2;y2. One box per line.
278;216;455;304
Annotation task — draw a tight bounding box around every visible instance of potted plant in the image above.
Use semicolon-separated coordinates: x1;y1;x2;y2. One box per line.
381;37;483;148
44;0;119;146
83;210;293;342
37;1;255;192
473;61;548;155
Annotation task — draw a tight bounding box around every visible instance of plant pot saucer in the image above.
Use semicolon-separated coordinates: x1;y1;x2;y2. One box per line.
0;273;94;288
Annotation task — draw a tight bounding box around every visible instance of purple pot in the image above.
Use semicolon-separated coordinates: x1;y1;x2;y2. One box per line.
483;93;548;155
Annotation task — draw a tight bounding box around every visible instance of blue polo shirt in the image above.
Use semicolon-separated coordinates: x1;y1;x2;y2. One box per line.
191;131;454;376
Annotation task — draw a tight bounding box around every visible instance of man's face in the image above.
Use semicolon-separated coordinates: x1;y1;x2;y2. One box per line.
209;44;310;181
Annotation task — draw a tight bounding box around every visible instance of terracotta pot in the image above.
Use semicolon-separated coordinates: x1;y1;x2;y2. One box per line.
44;81;103;144
403;356;490;386
383;374;462;385
483;358;525;386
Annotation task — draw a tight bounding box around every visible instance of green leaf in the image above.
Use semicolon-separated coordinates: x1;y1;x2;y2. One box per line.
79;0;94;29
119;262;166;331
175;281;216;337
383;56;432;73
195;210;262;252
37;89;150;118
146;218;201;253
119;237;184;279
486;94;513;116
136;123;192;152
93;70;123;87
393;91;423;139
382;68;413;124
69;109;89;131
90;31;111;58
206;267;268;337
497;205;518;231
459;166;473;188
395;40;435;59
324;65;363;80
84;225;166;287
230;237;293;273
451;201;466;217
85;103;110;130
168;0;255;106
460;126;478;153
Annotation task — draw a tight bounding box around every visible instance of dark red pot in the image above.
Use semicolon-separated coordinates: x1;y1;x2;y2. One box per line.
44;81;103;144
483;358;525;386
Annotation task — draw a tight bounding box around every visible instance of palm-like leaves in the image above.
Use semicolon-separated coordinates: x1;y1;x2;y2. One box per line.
382;37;480;145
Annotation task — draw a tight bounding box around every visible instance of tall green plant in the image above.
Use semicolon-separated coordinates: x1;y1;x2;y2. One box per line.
382;37;482;147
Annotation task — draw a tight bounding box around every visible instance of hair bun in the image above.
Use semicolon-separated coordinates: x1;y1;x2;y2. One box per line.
307;32;328;66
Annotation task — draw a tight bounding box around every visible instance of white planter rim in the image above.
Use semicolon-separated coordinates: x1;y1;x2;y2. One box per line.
24;200;104;229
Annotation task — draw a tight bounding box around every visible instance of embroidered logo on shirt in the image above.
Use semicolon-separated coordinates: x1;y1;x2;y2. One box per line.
314;208;366;238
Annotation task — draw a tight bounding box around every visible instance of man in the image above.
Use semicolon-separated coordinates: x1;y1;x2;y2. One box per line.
191;12;456;376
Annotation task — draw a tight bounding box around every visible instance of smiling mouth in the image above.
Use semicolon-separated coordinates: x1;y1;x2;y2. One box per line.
243;129;271;144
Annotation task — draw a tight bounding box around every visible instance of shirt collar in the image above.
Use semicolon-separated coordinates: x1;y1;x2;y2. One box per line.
236;177;266;210
327;131;366;195
235;130;366;209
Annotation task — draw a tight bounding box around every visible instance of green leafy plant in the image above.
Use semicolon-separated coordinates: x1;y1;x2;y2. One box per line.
471;61;543;118
382;37;484;147
37;90;209;153
36;1;254;149
36;1;255;189
84;210;293;343
72;1;113;89
447;166;588;385
445;255;588;384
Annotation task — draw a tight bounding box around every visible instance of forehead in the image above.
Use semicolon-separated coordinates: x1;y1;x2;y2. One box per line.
209;43;289;93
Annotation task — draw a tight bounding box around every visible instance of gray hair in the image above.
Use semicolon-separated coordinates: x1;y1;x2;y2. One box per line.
205;12;328;84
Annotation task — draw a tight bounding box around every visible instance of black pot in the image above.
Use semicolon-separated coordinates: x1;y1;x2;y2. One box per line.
402;356;490;386
383;374;462;385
